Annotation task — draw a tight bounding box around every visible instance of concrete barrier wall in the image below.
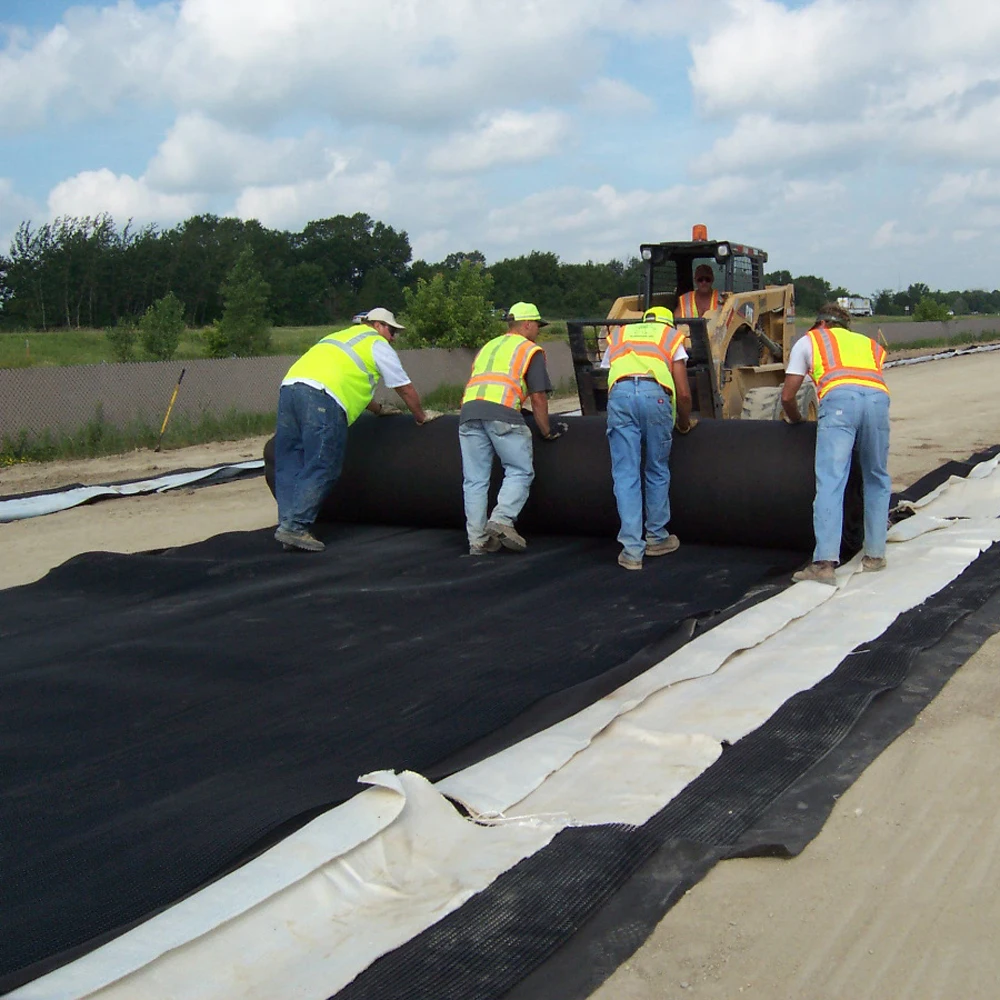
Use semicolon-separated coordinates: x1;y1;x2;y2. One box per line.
0;342;575;437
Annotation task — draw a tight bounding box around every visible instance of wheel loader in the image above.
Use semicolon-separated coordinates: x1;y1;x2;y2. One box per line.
567;225;818;421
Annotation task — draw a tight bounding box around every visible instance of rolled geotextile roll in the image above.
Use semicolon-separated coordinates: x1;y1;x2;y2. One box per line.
264;414;862;553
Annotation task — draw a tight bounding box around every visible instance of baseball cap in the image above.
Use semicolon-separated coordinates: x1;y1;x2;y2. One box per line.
643;306;675;326
365;307;405;330
506;301;549;327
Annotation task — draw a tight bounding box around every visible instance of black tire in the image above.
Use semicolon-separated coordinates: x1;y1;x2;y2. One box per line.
740;386;783;420
796;382;819;421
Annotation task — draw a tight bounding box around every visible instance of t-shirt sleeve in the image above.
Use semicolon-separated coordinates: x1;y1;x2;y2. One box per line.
524;350;553;394
785;335;813;377
371;339;412;388
670;342;688;363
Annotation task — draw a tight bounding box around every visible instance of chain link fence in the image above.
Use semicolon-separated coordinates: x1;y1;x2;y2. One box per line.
0;344;575;465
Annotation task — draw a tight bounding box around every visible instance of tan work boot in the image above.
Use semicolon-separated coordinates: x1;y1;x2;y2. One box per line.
274;526;325;552
469;536;502;556
486;519;526;552
618;551;643;571
792;560;836;585
862;555;887;572
645;534;680;557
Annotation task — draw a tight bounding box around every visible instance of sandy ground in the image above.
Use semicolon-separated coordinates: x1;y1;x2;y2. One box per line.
3;353;1000;998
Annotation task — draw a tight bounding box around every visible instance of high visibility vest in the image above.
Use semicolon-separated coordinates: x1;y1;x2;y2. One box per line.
808;325;888;400
607;321;685;418
462;333;542;410
676;289;719;318
284;324;382;424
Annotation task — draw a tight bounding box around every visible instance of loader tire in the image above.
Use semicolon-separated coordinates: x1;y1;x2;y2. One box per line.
740;387;783;421
796;381;819;421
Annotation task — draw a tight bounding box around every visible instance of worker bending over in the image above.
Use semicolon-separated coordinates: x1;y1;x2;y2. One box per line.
273;307;429;553
602;306;694;570
458;301;567;556
782;302;891;585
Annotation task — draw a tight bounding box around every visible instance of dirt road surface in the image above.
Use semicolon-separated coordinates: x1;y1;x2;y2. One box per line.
3;351;1000;999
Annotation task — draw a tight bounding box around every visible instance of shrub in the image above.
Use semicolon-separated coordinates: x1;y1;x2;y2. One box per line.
105;318;139;362
400;260;504;349
913;296;950;322
139;293;185;360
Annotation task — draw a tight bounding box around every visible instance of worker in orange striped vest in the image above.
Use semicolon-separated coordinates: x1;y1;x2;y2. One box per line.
458;302;567;556
600;306;694;570
675;263;721;318
781;302;891;585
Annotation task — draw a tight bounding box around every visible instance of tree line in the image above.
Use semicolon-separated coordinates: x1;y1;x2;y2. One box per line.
2;212;996;340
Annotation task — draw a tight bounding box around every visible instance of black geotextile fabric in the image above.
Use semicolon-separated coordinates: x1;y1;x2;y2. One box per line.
264;414;864;555
0;524;805;990
333;541;1000;1000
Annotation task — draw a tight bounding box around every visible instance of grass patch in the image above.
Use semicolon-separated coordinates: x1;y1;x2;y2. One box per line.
421;383;466;411
885;331;1000;351
0;405;276;466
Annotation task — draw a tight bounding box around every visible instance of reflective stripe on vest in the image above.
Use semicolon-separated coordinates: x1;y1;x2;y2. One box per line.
283;324;382;424
607;322;685;420
675;289;719;318
808;325;888;400
462;333;541;409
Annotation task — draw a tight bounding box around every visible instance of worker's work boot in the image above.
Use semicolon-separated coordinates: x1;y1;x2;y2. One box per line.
645;534;680;557
862;555;887;572
792;560;836;585
618;551;643;571
469;536;502;556
485;520;527;552
274;526;325;553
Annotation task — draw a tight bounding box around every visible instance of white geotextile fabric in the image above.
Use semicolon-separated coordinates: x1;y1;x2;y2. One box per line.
0;462;264;522
14;456;1000;1000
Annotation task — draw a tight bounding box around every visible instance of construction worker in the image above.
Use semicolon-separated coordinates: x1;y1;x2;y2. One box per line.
675;263;720;318
601;306;694;570
781;302;891;584
458;301;567;556
273;307;429;553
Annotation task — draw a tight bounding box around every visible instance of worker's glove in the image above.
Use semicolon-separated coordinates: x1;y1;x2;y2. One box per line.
543;421;568;441
416;410;444;425
376;402;402;416
675;416;698;435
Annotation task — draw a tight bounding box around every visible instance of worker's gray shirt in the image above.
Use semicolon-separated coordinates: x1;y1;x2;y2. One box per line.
459;352;552;425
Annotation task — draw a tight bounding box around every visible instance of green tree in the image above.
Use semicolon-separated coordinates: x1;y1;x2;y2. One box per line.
401;260;504;348
139;292;185;360
206;248;272;357
951;295;969;315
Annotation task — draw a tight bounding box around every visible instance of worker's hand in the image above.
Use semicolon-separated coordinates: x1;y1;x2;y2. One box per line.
781;409;804;424
416;409;444;425
675;416;698;435
375;401;402;416
543;421;568;441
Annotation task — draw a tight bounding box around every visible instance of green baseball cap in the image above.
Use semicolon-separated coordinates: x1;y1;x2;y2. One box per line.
506;301;549;327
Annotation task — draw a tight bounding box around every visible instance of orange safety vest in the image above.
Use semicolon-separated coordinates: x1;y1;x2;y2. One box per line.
675;289;719;318
462;333;542;410
607;321;686;418
807;325;888;400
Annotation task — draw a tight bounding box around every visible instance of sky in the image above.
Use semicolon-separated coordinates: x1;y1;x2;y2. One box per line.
1;0;999;296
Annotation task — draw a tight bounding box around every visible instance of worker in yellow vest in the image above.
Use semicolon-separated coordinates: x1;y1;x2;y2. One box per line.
601;306;694;570
781;302;891;584
675;263;721;318
273;307;429;552
459;301;567;556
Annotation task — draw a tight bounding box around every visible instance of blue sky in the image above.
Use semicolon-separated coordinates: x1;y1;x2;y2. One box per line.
2;0;999;295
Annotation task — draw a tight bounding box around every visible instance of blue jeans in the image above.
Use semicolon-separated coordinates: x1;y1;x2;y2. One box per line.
274;382;349;532
459;419;534;546
813;386;891;563
606;379;674;560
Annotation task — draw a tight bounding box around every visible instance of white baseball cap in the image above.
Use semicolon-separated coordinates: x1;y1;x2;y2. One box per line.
365;307;405;330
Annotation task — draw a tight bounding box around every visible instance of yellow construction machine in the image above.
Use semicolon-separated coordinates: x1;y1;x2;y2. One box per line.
568;225;817;421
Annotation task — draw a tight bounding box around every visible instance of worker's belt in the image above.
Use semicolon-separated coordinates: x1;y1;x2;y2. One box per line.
615;375;671;393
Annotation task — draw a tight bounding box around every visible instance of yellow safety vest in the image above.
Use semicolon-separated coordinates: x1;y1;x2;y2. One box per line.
607;321;685;418
284;324;382;424
462;333;542;410
675;289;719;318
808;325;888;400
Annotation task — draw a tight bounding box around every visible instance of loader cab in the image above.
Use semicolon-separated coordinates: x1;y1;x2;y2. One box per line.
638;238;768;311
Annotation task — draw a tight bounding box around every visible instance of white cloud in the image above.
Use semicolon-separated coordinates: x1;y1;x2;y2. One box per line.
145;113;329;193
870;220;930;250
425;110;573;174
47;169;201;223
580;77;655;115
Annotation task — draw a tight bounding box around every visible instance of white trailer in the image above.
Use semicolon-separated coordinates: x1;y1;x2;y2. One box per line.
836;296;874;317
